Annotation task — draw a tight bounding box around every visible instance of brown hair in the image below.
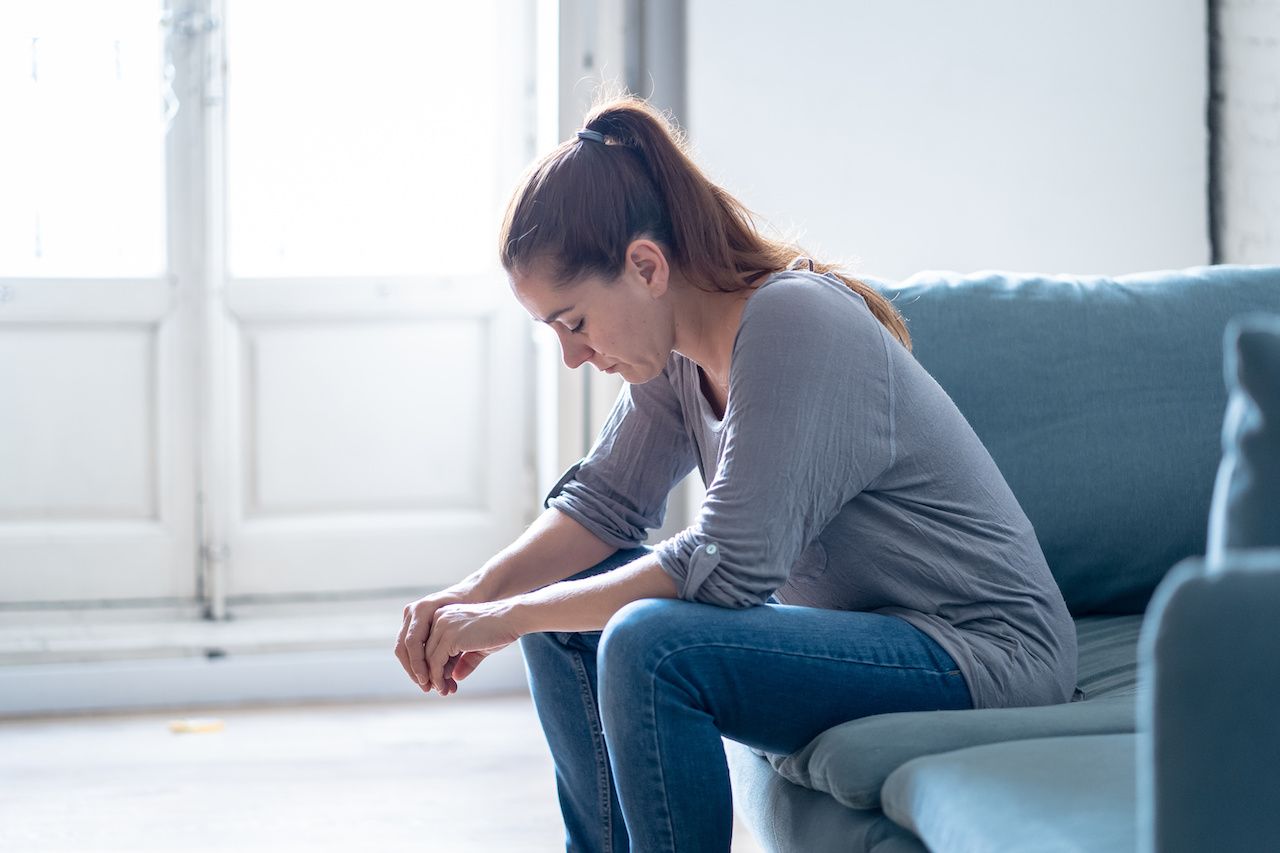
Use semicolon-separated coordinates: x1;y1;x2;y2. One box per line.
497;88;911;352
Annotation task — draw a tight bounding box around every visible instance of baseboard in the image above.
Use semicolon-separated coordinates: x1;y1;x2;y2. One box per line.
0;642;530;718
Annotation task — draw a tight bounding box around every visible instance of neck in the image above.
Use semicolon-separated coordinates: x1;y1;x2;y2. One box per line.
670;277;757;387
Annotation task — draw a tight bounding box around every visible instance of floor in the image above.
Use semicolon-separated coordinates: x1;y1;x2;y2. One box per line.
0;691;766;852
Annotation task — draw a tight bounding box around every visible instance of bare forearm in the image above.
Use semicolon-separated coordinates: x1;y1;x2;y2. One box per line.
509;550;679;634
464;507;618;602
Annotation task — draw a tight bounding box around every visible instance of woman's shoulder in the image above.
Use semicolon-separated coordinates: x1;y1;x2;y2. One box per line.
725;269;891;397
739;269;880;338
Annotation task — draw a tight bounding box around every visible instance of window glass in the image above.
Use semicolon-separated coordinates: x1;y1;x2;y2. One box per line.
0;1;167;278
225;1;502;278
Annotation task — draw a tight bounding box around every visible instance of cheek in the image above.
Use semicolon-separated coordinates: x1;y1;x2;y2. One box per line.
599;307;650;358
637;304;665;346
598;324;628;359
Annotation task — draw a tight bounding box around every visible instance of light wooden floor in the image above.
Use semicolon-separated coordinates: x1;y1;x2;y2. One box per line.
0;691;765;852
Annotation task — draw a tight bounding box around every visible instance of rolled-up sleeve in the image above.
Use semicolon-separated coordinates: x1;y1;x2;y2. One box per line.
653;280;896;608
544;354;699;550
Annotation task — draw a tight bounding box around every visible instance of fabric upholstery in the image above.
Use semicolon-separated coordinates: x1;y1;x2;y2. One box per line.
723;737;927;853
1205;313;1280;559
1071;614;1145;699
1137;551;1280;853
880;733;1136;853
865;265;1280;615
748;614;1142;810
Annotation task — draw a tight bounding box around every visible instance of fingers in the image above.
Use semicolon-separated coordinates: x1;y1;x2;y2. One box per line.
394;601;468;697
424;615;447;693
451;650;485;682
441;655;460;696
407;614;432;689
399;603;435;691
394;605;426;691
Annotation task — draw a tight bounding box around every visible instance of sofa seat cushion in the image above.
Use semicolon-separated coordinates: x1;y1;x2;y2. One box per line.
752;614;1142;810
1072;613;1144;700
881;733;1136;853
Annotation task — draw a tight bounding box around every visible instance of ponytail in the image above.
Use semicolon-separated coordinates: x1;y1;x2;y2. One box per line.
498;87;911;352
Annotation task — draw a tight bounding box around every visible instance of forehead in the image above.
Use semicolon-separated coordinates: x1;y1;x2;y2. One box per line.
510;267;585;323
509;262;556;295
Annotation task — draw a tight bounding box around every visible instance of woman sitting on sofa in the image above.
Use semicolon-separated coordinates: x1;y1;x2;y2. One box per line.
392;91;1081;852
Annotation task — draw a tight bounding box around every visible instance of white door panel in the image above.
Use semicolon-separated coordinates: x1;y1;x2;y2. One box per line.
222;277;531;596
3;327;157;516
0;280;197;603
245;322;486;513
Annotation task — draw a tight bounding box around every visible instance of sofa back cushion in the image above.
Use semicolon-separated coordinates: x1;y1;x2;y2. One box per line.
867;265;1280;614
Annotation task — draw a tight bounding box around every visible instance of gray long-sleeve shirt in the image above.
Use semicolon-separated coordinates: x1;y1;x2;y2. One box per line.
544;268;1081;710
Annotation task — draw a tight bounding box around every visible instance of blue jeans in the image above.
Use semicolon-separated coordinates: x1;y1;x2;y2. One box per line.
518;545;973;852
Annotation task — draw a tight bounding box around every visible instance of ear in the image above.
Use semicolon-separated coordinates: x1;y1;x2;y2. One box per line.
626;238;669;298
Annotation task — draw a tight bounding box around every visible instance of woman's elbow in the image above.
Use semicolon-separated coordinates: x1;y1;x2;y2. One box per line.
689;571;783;609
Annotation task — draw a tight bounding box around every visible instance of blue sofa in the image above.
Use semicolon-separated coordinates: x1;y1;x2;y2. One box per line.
724;264;1280;852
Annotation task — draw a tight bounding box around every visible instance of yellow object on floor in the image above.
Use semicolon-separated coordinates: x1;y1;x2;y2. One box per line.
168;717;225;734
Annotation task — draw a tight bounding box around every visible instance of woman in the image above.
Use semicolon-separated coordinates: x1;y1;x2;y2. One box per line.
394;93;1079;852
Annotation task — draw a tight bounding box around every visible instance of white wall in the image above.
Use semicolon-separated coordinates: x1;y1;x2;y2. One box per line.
1217;0;1280;264
687;0;1210;281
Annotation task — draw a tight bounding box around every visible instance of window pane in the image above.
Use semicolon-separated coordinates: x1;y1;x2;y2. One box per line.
0;1;166;278
225;1;504;278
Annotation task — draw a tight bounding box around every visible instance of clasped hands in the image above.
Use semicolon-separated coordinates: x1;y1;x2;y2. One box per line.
394;589;524;696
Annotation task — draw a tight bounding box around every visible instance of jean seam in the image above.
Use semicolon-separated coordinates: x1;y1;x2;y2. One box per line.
568;645;614;851
651;642;963;676
647;655;679;853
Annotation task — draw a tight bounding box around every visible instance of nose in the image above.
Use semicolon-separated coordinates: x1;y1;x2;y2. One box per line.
554;328;596;370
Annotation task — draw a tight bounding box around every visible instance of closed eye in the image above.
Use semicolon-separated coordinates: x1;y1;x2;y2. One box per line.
570;319;584;334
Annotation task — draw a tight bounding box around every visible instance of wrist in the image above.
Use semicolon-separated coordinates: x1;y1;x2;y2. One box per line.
505;595;539;636
465;560;522;602
444;575;491;604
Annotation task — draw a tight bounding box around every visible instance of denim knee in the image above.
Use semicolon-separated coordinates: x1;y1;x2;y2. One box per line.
598;598;678;676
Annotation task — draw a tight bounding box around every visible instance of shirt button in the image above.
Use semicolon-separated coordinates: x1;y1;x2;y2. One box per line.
705;544;717;555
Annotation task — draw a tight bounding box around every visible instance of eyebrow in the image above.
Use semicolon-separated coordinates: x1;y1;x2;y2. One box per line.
537;306;575;324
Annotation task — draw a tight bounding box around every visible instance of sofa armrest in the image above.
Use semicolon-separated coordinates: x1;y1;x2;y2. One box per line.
1137;549;1280;853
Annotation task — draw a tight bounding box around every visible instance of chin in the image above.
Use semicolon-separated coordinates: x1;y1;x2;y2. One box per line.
633;365;663;384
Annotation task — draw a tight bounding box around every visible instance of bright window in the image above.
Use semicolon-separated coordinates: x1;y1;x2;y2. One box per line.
224;1;505;278
0;1;167;278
